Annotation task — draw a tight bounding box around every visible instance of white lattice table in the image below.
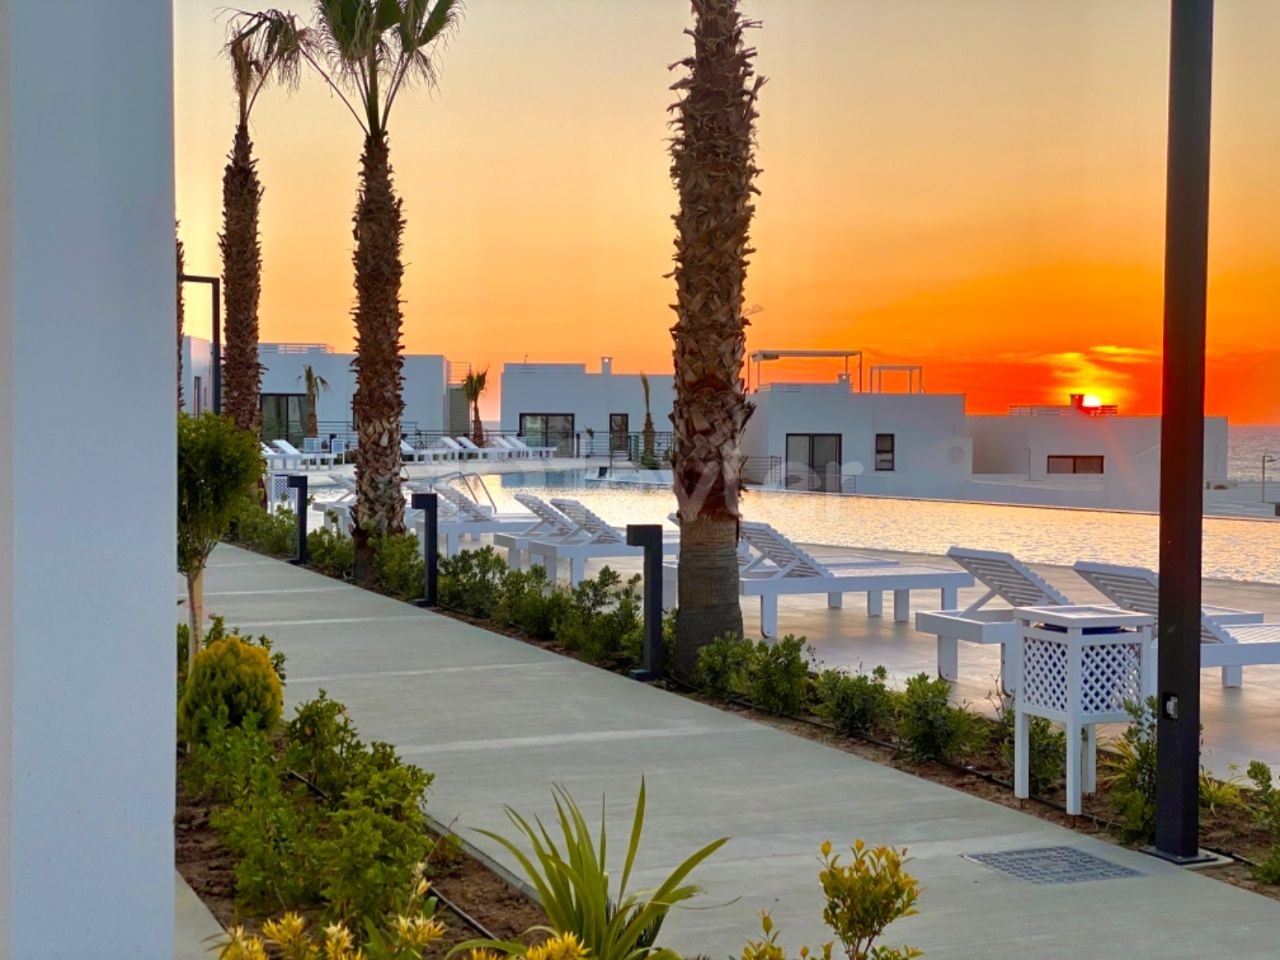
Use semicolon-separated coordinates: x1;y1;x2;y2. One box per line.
1012;605;1155;815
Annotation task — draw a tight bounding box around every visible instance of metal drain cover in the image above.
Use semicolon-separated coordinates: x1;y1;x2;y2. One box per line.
963;846;1142;884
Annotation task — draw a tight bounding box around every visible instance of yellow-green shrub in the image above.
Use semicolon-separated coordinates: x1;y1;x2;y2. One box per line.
178;634;284;743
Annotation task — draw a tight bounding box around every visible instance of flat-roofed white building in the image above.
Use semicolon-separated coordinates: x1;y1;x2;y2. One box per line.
500;357;674;454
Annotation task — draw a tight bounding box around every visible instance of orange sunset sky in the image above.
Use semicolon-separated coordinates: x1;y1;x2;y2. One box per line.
174;1;1280;423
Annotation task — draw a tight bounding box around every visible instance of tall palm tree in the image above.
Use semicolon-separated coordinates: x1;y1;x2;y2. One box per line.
177;225;185;412
462;367;487;445
220;10;309;436
668;0;763;676
640;371;657;463
288;0;460;577
298;363;330;438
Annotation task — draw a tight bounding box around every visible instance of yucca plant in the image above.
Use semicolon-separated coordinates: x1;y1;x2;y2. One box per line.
455;781;727;960
220;9;310;435
668;0;763;676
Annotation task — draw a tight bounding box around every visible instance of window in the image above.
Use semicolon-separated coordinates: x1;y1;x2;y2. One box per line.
609;413;629;452
519;413;575;456
785;433;842;492
260;393;306;446
193;375;203;415
1047;455;1104;475
875;433;895;471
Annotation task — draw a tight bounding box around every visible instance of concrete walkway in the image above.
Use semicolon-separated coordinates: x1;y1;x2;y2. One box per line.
196;545;1280;959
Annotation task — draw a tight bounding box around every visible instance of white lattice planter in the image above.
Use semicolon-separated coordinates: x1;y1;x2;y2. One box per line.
1012;605;1155;815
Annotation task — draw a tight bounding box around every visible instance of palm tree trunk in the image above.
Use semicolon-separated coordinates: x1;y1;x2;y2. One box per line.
220;120;264;435
351;132;406;578
177;228;185;411
669;0;762;675
304;395;319;439
472;403;484;446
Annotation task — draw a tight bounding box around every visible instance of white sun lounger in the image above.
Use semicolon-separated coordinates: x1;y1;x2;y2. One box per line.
1073;560;1271;688
663;524;969;638
457;436;508;460
510;436;557;459
270;439;313;470
262;441;306;471
416;485;541;556
400;439;431;463
513;498;679;586
491;494;585;569
491;437;530;458
915;546;1071;690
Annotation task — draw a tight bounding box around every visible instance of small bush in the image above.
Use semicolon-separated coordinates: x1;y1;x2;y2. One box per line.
230;500;298;556
747;636;813;717
371;532;425;601
178;632;284;743
992;697;1065;795
1247;761;1280;883
693;633;754;701
895;673;985;764
554;567;644;666
438;546;508;617
181;709;276;805
309;526;356;578
1103;697;1159;843
817;666;895;738
494;565;570;640
817;840;922;960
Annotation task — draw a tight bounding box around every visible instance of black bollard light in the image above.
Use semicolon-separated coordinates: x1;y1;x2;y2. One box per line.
286;474;308;565
626;524;664;681
411;491;439;607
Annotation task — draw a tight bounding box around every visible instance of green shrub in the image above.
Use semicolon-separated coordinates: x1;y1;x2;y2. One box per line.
371;532;425;601
747;636;813;717
438;546;508;617
895;673;985;764
993;699;1065;795
230;499;298;557
817;666;895;738
693;633;754;701
1247;760;1280;883
181;708;277;805
309;526;356;578
494;565;570;639
460;781;726;960
1103;697;1159;843
178;632;284;743
554;567;644;666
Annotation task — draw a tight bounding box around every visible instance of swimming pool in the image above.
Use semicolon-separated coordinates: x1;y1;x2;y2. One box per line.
481;471;1280;584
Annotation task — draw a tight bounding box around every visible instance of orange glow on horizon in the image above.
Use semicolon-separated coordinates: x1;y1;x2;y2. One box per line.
173;1;1280;424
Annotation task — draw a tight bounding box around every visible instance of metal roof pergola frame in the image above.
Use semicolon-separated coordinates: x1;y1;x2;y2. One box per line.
748;349;864;393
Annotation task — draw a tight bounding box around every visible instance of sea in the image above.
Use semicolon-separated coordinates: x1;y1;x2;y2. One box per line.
1228;425;1280;481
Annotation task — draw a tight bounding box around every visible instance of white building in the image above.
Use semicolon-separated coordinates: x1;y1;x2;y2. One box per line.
500;357;674;454
182;337;455;442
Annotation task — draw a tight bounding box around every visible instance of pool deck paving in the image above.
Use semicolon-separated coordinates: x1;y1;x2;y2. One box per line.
190;544;1280;959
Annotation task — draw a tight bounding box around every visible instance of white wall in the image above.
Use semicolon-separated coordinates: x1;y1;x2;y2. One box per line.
258;344;448;435
0;0;176;952
181;335;212;415
745;386;971;496
500;359;675;436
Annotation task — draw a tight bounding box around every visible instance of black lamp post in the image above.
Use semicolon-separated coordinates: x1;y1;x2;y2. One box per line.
180;274;221;414
1154;0;1215;863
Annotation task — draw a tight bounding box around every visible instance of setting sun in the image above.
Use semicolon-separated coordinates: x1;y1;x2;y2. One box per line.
1080;393;1104;408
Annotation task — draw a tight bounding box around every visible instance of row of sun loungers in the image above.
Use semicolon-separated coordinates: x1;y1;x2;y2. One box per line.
915;547;1280;692
400;436;556;462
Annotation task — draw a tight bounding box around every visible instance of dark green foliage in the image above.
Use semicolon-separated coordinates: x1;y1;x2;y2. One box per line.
370;532;425;601
178;631;284;743
817;666;895;738
693;633;753;701
230;499;298;556
178;412;263;576
308;525;357;578
993;701;1066;795
439;545;508;617
1247;761;1280;883
184;692;432;925
555;567;644;666
1103;697;1159;843
493;565;571;640
747;635;813;717
895;673;986;764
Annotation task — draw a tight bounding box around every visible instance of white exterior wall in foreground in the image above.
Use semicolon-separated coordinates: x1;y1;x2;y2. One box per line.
1;0;176;952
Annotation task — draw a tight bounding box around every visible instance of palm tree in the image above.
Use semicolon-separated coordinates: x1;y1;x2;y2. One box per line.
462;368;487;445
298;363;330;438
291;0;461;577
220;10;309;436
176;225;185;411
668;0;763;675
640;371;657;464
